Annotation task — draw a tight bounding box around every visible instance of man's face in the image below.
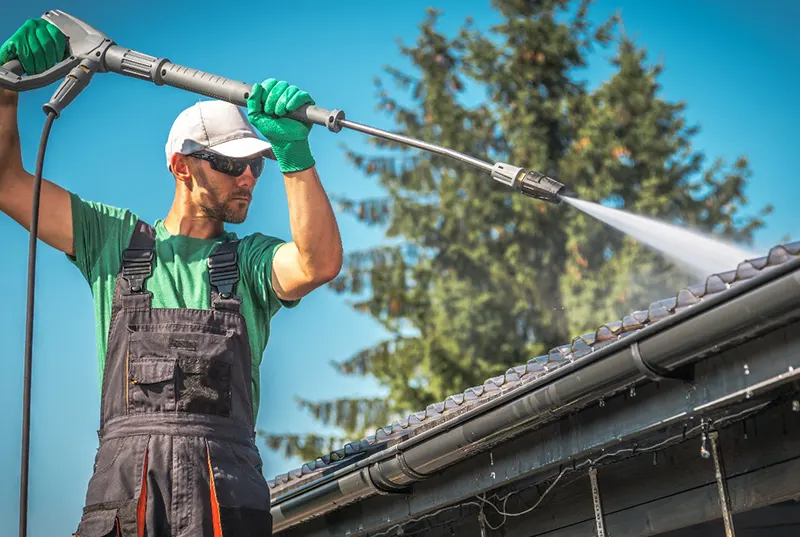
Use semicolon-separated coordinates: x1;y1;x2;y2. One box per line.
188;155;261;224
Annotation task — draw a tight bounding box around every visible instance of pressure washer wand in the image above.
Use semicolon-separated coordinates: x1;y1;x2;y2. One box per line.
0;10;571;204
103;51;569;203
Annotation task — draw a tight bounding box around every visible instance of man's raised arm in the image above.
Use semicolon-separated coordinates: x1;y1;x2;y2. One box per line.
247;78;343;301
0;19;74;256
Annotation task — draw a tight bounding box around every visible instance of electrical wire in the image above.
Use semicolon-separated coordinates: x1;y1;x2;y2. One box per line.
367;400;772;537
19;110;58;537
478;468;567;531
476;402;770;531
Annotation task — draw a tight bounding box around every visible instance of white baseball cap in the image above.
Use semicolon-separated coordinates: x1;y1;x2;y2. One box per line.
165;99;273;168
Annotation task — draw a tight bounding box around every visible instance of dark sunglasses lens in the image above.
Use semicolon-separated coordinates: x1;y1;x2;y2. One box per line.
207;155;235;175
250;157;264;178
197;152;263;178
229;160;247;176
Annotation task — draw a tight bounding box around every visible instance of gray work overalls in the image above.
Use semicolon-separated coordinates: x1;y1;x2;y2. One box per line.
73;220;273;537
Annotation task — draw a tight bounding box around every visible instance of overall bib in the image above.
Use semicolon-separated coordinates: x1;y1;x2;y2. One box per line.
73;221;273;537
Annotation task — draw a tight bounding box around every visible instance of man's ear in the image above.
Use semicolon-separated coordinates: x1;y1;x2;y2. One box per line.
169;153;194;188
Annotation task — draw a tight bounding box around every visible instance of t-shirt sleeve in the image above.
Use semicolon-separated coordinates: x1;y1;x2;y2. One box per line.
240;233;301;318
66;191;138;284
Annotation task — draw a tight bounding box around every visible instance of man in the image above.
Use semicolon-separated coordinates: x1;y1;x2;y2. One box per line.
0;18;342;537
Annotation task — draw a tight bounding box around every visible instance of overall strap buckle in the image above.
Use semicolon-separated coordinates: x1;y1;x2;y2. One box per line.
120;220;156;295
208;241;240;300
122;248;154;293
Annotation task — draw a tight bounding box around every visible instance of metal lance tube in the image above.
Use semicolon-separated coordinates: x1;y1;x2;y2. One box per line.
102;46;571;203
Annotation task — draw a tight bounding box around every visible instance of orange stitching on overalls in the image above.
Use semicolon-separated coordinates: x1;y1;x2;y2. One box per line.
137;441;149;537
207;443;223;537
126;350;130;412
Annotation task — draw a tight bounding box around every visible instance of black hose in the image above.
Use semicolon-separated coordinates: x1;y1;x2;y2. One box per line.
19;110;57;537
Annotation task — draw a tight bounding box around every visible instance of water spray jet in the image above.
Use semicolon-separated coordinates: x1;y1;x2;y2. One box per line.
560;196;760;279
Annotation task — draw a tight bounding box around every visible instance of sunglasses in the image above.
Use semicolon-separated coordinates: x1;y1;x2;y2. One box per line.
189;151;265;179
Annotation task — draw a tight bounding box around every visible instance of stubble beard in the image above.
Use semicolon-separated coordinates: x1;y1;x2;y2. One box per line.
194;166;251;224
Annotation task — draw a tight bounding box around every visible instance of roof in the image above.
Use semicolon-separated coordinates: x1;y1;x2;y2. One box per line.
266;240;800;499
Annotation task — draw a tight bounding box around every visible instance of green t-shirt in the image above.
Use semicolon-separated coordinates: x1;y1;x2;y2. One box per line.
66;192;298;420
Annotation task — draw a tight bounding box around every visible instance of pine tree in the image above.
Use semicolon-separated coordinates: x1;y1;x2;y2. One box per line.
260;0;772;463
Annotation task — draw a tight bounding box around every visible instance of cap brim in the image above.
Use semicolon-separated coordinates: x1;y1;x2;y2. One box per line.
210;136;273;158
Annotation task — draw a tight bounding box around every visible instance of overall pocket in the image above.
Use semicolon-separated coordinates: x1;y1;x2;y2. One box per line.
128;358;177;413
177;355;233;416
127;329;234;417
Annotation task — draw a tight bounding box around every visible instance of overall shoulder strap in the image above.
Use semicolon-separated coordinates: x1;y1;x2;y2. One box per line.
120;220;156;295
208;239;241;311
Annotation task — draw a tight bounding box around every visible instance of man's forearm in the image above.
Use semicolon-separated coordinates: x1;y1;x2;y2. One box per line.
0;89;24;183
283;166;343;282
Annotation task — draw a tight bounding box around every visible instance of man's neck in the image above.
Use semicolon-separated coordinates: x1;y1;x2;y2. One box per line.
162;209;224;239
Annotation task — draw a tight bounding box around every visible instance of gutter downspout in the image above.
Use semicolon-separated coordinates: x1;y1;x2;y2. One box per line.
271;256;800;531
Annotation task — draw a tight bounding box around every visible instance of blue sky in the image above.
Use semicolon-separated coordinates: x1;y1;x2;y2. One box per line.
1;0;797;534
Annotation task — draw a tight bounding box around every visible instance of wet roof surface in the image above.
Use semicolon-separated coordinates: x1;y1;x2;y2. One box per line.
267;241;800;496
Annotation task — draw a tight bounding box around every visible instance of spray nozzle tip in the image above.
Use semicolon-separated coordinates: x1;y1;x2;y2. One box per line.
518;170;571;204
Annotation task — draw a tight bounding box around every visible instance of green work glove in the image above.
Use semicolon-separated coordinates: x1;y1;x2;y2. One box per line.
247;78;316;173
0;18;67;75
